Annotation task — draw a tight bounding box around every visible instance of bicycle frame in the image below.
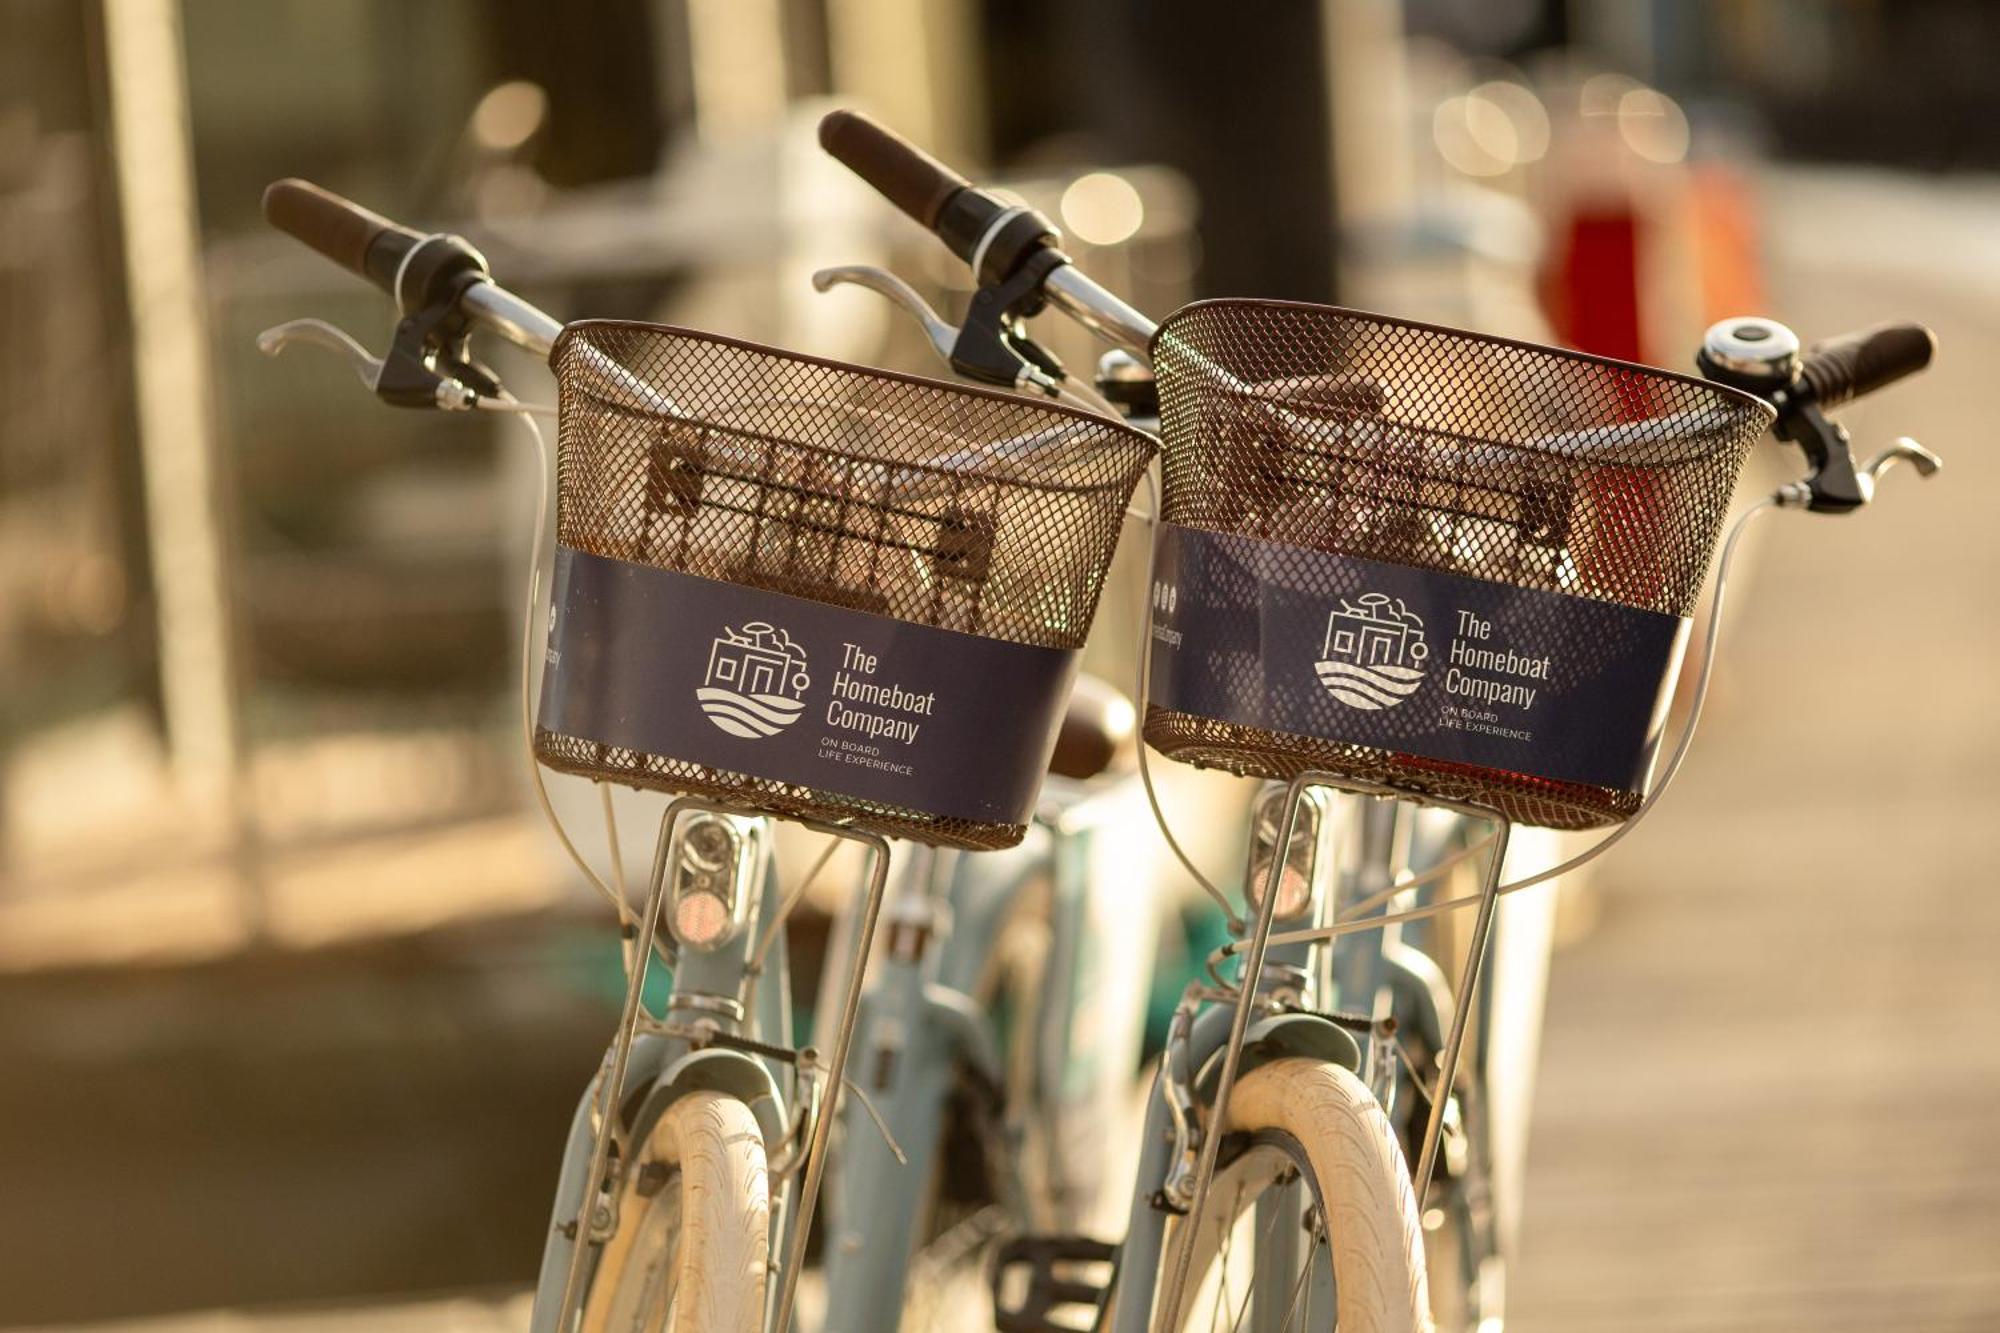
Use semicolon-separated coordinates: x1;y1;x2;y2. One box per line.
818;773;1162;1330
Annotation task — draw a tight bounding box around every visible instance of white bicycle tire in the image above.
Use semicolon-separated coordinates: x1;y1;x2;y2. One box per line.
580;1090;771;1333
1162;1057;1432;1333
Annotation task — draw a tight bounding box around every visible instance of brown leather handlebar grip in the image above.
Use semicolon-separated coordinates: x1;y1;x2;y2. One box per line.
818;110;969;230
1800;322;1936;408
262;178;422;292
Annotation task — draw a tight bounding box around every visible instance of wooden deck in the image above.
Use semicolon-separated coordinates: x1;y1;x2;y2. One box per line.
1509;170;2000;1331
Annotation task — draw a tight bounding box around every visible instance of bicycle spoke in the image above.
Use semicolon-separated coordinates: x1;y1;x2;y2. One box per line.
1278;1235;1318;1333
1228;1274;1255;1333
1207;1179;1249;1331
1228;1186;1292;1333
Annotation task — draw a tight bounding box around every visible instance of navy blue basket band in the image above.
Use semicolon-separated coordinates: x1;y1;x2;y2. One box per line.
1145;523;1689;797
539;548;1080;826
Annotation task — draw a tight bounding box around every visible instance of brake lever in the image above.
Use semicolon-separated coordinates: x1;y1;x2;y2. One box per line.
812;265;956;364
257;318;384;388
1862;436;1942;484
810;262;1065;398
1777;435;1943;509
257;314;482;410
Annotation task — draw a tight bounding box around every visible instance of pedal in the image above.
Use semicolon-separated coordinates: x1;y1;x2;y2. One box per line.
991;1234;1117;1333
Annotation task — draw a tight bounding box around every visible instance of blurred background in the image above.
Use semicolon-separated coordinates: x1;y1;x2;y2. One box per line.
2;0;1995;1328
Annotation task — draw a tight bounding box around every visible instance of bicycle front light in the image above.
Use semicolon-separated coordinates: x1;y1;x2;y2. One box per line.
668;813;756;951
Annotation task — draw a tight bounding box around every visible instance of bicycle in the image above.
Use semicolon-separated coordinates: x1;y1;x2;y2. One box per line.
255;177;1161;1333
806;110;1943;1332
256;103;1943;1331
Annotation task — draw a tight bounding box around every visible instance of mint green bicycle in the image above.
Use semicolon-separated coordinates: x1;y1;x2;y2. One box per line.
258;108;1941;1332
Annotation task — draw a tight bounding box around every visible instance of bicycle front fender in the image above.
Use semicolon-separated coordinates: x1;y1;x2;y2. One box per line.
1190;1011;1364;1101
631;1047;790;1158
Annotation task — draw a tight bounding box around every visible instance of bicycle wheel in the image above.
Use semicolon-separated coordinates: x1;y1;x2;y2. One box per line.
580;1091;771;1333
1161;1058;1431;1333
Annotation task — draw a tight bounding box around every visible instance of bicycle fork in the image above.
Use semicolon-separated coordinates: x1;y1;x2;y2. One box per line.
530;796;896;1333
1134;778;1512;1332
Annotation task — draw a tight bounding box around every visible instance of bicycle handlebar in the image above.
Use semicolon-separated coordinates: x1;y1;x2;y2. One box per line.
1800;322;1935;408
818;109;1158;359
819;110;971;233
263;177;562;360
263;178;426;298
819;109;1014;274
1700;314;1941;512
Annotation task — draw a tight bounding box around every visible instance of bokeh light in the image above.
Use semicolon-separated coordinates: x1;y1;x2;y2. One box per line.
1061;171;1146;246
469;80;548;152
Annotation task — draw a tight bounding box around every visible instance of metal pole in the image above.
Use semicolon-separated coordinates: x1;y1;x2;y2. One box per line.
1414;816;1512;1211
772;829;892;1332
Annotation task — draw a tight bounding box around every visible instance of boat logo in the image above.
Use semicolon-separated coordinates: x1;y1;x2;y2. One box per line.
698;622;810;738
1315;593;1428;710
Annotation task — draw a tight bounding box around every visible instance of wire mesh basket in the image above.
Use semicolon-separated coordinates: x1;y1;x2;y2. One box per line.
1145;300;1773;829
535;321;1154;850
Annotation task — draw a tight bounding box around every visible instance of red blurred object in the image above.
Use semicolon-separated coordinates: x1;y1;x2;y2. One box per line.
1548;207;1645;363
